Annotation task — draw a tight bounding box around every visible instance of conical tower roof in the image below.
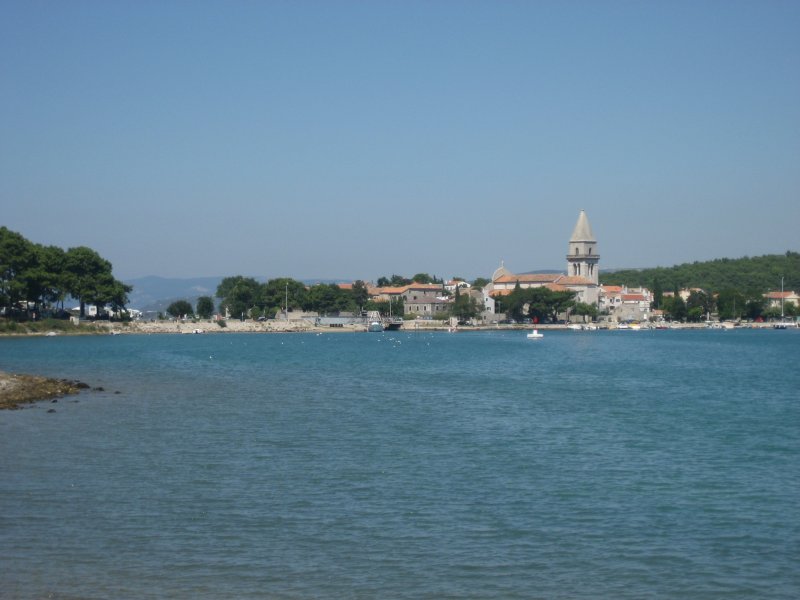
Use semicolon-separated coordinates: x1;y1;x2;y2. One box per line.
569;210;595;242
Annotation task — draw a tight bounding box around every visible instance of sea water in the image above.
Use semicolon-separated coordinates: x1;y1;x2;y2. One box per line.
1;329;798;599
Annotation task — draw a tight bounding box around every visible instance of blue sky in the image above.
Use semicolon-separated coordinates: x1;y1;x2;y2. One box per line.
2;1;798;281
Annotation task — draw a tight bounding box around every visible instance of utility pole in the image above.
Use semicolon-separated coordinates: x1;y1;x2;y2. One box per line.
285;282;289;321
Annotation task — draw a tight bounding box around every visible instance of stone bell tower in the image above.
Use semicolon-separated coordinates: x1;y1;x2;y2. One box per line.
566;210;599;285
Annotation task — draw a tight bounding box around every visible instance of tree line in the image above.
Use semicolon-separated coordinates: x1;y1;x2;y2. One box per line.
0;227;131;320
600;252;799;294
599;252;799;322
168;274;487;321
165;276;390;320
652;283;795;322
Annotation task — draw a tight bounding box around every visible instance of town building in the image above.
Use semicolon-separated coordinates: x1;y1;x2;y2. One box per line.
368;282;453;317
485;210;600;307
764;290;799;310
599;285;653;322
566;209;599;285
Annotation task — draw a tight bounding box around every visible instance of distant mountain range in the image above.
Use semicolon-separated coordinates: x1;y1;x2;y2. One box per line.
123;276;223;313
124;275;341;313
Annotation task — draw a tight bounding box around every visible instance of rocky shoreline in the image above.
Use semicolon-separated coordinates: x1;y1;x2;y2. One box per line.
2;319;733;337
0;372;89;410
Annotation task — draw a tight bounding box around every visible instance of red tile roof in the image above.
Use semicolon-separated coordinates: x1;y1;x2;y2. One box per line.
545;283;569;292
494;273;561;284
490;283;569;296
369;286;407;295
557;276;594;286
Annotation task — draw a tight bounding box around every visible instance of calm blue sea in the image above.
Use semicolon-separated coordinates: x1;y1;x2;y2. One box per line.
1;329;799;599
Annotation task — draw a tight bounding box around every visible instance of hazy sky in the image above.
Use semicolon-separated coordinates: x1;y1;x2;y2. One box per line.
2;1;798;282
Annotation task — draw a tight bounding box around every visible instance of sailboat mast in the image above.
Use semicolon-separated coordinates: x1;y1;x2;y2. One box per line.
781;276;785;320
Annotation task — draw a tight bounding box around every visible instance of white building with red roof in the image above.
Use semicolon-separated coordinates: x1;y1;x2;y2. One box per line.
599;285;653;322
764;290;799;310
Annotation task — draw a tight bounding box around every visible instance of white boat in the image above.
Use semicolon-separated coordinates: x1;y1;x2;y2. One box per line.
568;323;598;331
526;329;543;339
368;321;384;332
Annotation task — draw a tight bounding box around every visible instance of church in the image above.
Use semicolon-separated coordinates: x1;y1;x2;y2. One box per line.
486;210;600;306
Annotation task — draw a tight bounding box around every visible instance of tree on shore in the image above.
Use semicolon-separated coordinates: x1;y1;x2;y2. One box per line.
498;284;576;323
166;300;193;319
196;296;215;319
305;283;354;315
1;228;130;320
572;302;598;323
64;246;131;318
215;276;261;319
686;289;714;322
651;278;663;309
662;293;687;322
0;227;39;313
351;280;369;311
259;278;308;315
450;286;479;321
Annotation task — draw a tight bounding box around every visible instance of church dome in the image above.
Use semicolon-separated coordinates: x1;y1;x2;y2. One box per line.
492;260;512;282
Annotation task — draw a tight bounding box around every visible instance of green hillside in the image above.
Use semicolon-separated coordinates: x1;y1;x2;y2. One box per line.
599;252;800;293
